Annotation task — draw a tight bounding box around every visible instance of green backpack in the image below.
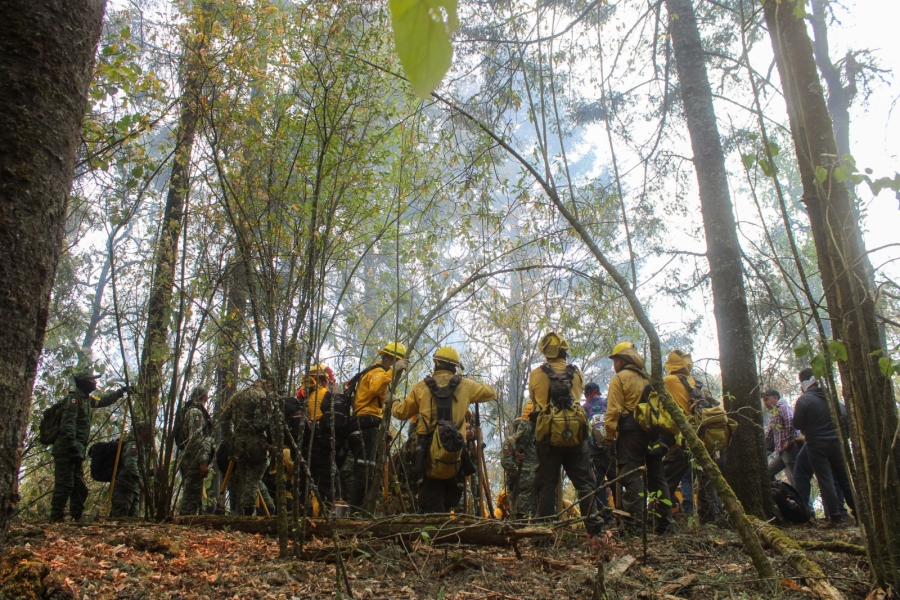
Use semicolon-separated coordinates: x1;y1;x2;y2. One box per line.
695;405;737;453
38;400;67;445
633;383;680;437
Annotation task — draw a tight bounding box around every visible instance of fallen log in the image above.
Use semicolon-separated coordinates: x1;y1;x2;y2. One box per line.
798;540;867;556
173;514;553;546
750;517;845;600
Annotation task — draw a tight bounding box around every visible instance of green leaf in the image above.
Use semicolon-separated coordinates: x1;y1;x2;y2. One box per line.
741;153;755;170
389;0;459;98
811;352;827;379
767;141;780;157
827;340;848;362
879;356;892;377
833;165;849;183
815;166;828;184
793;342;810;358
793;0;809;18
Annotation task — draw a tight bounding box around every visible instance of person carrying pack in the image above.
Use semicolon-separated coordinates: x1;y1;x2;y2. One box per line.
605;342;674;534
392;346;496;513
49;368;130;522
221;380;274;515
349;342;408;511
500;401;538;518
529;333;602;537
661;350;723;523
175;386;213;515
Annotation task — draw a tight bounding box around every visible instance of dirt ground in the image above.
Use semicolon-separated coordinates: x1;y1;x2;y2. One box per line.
0;518;875;599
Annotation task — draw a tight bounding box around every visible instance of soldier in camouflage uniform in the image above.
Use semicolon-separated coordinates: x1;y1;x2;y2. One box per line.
110;421;151;518
176;387;213;515
222;381;272;515
500;401;537;519
50;369;129;522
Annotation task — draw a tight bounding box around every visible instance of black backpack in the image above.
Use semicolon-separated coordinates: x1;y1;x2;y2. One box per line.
89;439;124;482
38;400;67;445
540;363;577;409
677;375;707;411
772;481;810;523
320;391;353;433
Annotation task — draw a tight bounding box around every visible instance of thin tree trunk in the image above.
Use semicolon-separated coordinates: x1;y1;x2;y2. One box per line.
664;0;772;517
764;1;900;589
0;0;106;550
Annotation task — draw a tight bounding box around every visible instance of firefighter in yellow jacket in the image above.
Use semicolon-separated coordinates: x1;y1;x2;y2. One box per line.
349;342;408;509
529;332;602;537
605;342;673;533
392;346;496;513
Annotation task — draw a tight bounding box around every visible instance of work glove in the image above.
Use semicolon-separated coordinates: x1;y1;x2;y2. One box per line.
113;385;132;400
393;359;409;373
199;462;209;478
70;450;84;467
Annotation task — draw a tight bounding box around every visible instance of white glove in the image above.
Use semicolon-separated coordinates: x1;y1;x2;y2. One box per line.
394;359;409;372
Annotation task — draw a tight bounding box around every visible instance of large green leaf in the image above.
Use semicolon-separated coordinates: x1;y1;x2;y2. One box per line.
389;0;459;98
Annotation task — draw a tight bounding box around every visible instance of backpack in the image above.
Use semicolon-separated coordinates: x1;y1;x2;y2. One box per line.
694;405;737;454
89;439;124;482
633;380;680;436
424;375;464;479
320;390;353;434
173;401;211;451
38;400;67;445
345;364;388;406
772;481;810;523
678;375;705;410
589;414;607;450
540;363;577;409
536;403;588;447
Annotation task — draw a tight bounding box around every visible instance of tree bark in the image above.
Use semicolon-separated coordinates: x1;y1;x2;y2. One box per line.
764;0;900;589
664;0;772;517
0;0;106;550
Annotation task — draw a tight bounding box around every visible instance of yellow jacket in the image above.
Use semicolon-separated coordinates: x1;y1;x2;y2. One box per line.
392;370;496;435
605;347;650;440
663;350;695;415
529;357;584;412
353;364;394;418
307;385;330;421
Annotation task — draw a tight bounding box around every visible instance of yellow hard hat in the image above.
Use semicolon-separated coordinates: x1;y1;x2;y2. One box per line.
539;332;569;359
378;341;406;359
521;401;534;420
433;346;463;369
308;363;329;376
609;341;635;359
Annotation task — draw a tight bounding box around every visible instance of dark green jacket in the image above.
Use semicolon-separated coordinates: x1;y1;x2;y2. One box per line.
51;387;120;458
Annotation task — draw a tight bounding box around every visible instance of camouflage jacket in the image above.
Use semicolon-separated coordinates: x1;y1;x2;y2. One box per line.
500;418;537;473
52;387;121;458
179;405;213;466
222;384;271;464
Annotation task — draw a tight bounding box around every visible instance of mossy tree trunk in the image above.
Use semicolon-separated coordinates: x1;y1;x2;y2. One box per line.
0;0;106;550
664;0;773;518
763;0;900;589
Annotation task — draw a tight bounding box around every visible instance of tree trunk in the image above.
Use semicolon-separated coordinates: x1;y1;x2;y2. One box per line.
135;4;214;488
664;0;772;517
0;0;106;550
764;1;900;589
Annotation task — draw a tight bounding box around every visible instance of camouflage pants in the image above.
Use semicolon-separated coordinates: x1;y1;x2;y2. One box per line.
50;456;88;521
110;468;141;518
509;467;536;518
178;461;207;516
228;460;268;515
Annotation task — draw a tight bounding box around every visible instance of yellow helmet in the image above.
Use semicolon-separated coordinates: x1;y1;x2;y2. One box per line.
521;401;534;420
609;341;635;359
539;332;569;359
308;363;329;376
433;346;463;369
378;341;406;359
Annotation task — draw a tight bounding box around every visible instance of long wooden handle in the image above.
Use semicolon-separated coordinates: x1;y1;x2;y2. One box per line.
106;416;129;517
220;461;234;494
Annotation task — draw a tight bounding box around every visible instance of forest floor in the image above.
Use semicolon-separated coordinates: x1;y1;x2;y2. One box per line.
0;516;875;599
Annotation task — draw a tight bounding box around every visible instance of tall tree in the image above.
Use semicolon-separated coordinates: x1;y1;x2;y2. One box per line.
0;0;107;549
764;0;900;589
136;2;214;431
664;0;773;517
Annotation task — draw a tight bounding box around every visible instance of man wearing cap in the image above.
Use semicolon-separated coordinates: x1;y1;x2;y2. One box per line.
110;421;152;517
500;401;537;518
50;369;130;522
529;332;602;537
350;342;409;510
792;367;855;525
605;342;673;534
176;386;213;515
392;346;496;513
